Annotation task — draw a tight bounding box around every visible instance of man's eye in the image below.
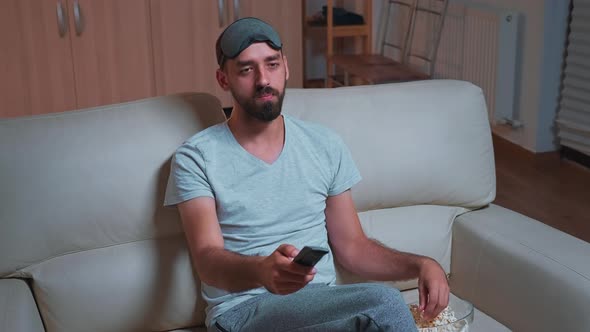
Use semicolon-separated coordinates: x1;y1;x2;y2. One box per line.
268;63;279;69
240;67;253;74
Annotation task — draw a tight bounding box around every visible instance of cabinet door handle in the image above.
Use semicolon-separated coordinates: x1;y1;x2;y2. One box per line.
56;1;68;37
218;0;225;27
73;0;83;35
233;0;240;21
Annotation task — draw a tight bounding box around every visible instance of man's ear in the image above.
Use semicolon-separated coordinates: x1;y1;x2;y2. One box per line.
216;68;231;91
283;55;290;81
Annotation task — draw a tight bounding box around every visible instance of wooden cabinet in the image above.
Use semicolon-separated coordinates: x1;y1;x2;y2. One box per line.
68;0;155;109
151;0;303;108
238;0;303;90
0;0;77;117
0;0;154;118
1;0;303;117
150;0;231;106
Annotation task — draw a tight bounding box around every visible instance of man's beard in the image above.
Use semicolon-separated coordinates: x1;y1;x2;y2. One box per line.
233;85;285;122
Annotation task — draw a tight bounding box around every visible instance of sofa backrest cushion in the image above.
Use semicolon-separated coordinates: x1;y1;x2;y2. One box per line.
282;80;496;212
0;93;225;330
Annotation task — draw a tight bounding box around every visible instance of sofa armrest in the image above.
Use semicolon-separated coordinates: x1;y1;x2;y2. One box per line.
450;204;590;332
0;279;45;331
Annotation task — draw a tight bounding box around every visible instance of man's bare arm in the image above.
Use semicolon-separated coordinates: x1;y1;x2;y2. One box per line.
325;190;423;280
178;197;315;294
325;190;449;319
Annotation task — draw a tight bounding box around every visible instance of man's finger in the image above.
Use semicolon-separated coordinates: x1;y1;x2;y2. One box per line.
430;283;449;318
418;282;426;311
276;244;298;258
277;269;315;283
432;300;444;319
424;285;439;319
441;286;450;309
287;261;317;275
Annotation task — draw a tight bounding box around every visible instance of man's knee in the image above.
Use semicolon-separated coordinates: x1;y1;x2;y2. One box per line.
362;284;405;310
360;284;417;331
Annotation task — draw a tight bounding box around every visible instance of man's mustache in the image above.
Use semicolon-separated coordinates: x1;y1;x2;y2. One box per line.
255;86;279;97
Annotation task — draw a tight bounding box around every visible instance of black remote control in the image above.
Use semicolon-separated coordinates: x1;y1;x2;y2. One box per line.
293;246;329;267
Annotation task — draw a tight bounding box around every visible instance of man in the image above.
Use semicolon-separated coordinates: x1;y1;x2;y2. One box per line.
165;17;449;331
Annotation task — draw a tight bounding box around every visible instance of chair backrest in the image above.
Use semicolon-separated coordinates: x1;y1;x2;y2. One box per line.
380;0;449;76
378;0;416;61
406;0;449;76
325;0;373;59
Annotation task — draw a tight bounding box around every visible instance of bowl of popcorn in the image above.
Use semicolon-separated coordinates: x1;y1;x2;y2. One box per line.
408;294;474;332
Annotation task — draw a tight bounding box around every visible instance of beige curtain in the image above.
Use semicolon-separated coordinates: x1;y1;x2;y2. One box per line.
557;0;590;155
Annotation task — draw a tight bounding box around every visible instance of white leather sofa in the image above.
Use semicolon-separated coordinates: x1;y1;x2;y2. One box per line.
1;81;589;332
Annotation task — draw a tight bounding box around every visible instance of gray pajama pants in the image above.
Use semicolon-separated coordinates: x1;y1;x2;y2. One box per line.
212;283;418;332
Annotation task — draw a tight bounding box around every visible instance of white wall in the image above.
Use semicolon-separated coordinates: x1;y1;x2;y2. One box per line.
459;0;568;153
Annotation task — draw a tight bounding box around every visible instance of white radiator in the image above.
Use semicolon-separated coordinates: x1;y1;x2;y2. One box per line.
433;3;521;126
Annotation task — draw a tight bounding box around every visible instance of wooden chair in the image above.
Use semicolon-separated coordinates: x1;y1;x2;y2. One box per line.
324;0;373;87
328;0;449;86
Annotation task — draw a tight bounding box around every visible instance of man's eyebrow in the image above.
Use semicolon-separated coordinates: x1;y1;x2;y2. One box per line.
236;60;255;67
236;54;281;67
265;54;281;62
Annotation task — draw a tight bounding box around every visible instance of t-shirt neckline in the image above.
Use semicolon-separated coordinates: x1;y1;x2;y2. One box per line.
223;115;289;167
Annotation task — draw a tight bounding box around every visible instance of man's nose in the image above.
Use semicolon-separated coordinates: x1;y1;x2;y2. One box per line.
255;66;270;86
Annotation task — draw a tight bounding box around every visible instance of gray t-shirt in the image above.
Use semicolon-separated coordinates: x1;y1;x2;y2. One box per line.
164;114;361;327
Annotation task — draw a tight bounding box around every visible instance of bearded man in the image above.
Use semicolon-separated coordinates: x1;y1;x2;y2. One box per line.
164;17;449;332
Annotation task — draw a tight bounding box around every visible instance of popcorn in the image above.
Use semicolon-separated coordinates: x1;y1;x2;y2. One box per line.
409;304;469;332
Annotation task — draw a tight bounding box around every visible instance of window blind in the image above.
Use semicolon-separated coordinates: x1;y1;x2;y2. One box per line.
557;0;590;156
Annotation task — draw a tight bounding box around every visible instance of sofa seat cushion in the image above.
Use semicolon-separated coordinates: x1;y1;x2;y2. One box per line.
336;205;466;290
401;288;510;331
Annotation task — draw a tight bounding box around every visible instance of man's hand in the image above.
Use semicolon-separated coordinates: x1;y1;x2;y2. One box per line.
418;258;450;320
258;244;316;295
